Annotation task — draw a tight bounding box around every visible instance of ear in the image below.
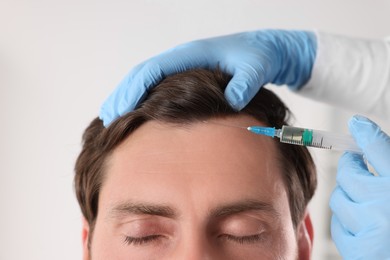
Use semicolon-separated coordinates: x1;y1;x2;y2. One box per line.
297;210;314;260
82;218;91;260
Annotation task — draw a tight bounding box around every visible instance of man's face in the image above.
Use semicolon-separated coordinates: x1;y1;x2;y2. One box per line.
82;116;312;259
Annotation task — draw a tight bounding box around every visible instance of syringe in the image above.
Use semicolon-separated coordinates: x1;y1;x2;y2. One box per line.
247;125;362;154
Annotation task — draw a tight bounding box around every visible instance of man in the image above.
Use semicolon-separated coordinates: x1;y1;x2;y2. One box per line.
75;69;317;259
99;30;390;259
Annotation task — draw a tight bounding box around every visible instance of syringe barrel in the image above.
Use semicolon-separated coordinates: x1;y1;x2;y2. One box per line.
280;126;362;153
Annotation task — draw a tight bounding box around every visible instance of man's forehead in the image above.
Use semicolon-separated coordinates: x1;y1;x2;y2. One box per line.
112;115;276;160
105;117;280;189
101;116;286;212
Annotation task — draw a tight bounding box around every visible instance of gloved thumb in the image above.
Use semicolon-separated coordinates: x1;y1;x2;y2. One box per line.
349;115;390;176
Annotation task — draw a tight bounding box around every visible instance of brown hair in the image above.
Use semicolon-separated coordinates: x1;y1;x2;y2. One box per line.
75;69;316;237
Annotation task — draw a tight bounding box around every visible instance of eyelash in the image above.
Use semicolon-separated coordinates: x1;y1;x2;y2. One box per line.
123;235;162;245
222;234;265;244
123;234;265;246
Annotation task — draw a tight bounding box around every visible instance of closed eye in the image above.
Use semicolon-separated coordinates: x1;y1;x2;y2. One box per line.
220;234;266;244
123;235;163;245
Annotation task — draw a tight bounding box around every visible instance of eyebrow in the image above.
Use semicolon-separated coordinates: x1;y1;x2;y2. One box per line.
108;199;279;220
209;199;280;218
108;202;177;220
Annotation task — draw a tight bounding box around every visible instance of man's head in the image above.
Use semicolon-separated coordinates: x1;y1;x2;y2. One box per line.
75;69;317;259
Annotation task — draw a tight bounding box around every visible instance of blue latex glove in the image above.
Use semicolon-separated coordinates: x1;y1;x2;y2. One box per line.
100;30;317;126
330;115;390;259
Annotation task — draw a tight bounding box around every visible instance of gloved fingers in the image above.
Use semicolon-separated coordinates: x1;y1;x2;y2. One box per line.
330;215;378;260
331;214;356;259
128;44;214;91
335;152;381;203
332;119;390;259
338;151;390;202
99;63;150;126
99;64;143;127
329;186;369;234
100;30;316;126
332;214;390;259
337;152;369;177
99;44;214;126
349;115;390;177
224;66;266;110
99;91;119;127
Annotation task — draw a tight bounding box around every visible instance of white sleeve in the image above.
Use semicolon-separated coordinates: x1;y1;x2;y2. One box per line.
298;32;390;120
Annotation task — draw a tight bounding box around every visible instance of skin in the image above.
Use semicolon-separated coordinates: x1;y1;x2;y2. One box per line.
82;115;313;260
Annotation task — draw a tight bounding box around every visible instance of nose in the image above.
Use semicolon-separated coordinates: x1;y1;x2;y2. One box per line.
171;233;215;260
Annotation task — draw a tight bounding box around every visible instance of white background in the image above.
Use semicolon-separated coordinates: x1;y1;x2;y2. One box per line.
1;1;389;259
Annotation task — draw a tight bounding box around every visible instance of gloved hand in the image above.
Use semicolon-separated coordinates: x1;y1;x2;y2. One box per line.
330;115;390;259
100;30;317;126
